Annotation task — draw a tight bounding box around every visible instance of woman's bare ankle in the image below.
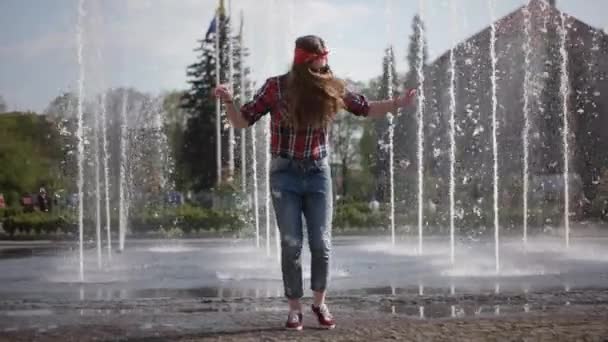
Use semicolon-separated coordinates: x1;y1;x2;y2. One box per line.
313;291;326;308
288;298;302;312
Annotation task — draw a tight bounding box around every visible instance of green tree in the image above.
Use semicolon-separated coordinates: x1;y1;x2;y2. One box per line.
0;113;69;205
360;121;377;172
0;95;7;113
45;92;77;120
162;90;188;190
356;120;378;201
330;111;361;198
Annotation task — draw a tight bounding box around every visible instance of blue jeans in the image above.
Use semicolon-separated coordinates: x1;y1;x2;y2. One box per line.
270;156;333;299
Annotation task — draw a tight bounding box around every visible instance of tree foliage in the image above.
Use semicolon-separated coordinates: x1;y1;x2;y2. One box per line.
0;95;7;113
0;113;73;205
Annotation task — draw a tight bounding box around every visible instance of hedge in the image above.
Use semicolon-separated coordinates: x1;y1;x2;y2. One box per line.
1;211;75;237
0;205;245;239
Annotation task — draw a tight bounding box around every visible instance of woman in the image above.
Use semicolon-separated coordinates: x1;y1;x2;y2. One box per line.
215;35;416;331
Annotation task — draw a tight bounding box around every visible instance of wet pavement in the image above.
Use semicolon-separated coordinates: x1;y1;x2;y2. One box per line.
1;289;608;341
0;234;607;340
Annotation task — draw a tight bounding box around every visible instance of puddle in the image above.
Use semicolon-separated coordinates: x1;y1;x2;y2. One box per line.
1;309;54;317
383;303;545;319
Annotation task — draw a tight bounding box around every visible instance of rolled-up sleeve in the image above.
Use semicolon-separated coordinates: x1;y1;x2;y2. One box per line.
343;90;370;117
241;78;276;126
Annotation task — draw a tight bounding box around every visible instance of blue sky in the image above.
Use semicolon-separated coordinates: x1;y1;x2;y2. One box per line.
0;0;606;112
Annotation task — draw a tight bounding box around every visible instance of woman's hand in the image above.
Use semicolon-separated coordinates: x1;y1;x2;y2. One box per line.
395;88;417;108
367;88;418;118
213;84;250;129
214;84;233;104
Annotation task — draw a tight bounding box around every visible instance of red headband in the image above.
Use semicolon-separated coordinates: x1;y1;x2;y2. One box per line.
293;47;329;65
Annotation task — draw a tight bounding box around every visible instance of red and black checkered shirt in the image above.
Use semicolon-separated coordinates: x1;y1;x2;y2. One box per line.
240;75;370;160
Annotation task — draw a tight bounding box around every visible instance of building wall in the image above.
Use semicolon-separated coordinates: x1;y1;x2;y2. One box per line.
390;1;608;226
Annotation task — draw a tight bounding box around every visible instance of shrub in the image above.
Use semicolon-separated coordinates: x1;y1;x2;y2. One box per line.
129;204;245;236
333;201;386;230
2;211;75;237
0;204;246;239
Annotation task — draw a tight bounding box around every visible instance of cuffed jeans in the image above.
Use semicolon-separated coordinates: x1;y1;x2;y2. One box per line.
270;156;333;300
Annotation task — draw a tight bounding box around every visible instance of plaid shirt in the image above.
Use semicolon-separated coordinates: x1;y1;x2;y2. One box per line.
241;75;370;160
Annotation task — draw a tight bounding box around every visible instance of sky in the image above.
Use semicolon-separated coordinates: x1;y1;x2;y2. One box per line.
0;0;606;113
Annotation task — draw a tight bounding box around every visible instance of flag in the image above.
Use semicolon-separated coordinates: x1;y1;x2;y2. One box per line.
205;1;225;40
239;10;244;40
205;15;217;40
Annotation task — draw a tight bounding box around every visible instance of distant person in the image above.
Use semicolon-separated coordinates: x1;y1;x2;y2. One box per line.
166;191;183;206
369;198;380;212
37;188;50;212
215;35;416;331
0;193;5;209
68;193;78;208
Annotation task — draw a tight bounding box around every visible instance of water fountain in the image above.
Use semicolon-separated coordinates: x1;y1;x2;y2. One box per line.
118;90;129;252
271;0;281;263
264;115;271;257
416;0;426;255
559;10;571;249
93;95;102;269
387;51;396;246
99;89;112;260
448;0;458;264
240;128;247;190
227;0;235;180
76;0;86;281
215;10;223;186
522;0;532;248
261;0;274;258
489;0;500;274
239;11;247;193
240;9;260;249
383;0;397;247
149;100;162;189
249;86;261;249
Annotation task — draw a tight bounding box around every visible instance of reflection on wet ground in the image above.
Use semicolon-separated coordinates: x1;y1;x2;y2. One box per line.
2;289;608;337
0;302;568;320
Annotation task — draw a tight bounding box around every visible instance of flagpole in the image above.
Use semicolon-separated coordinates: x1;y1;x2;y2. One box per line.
215;8;222;186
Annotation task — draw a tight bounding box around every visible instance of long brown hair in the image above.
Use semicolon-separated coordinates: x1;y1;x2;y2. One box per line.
285;35;345;130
